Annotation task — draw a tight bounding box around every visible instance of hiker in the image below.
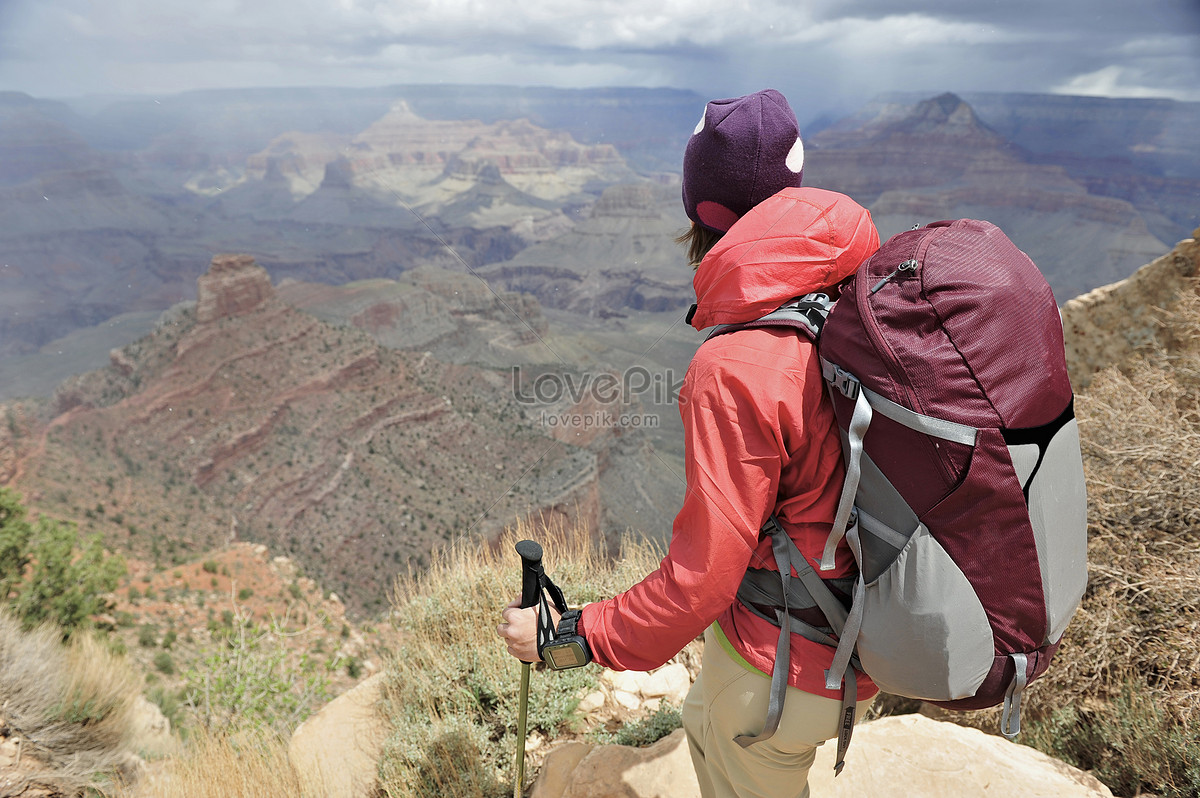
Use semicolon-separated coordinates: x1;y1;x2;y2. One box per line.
498;89;881;798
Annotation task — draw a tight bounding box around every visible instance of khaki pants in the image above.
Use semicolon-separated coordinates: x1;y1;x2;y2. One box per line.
682;627;873;798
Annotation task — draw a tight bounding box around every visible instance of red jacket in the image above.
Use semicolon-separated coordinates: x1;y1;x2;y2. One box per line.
579;187;881;700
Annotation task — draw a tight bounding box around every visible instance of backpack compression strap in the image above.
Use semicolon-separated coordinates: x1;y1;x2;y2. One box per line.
734;516;861;775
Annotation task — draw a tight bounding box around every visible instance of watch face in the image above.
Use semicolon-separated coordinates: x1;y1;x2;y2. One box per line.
546;641;586;669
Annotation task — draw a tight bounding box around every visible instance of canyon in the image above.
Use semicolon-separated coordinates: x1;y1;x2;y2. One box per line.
2;84;1197;614
0;254;682;613
2;87;1196;365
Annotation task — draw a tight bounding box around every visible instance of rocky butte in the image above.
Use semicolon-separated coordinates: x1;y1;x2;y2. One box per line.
195;254;275;323
805;92;1171;301
2;254;692;612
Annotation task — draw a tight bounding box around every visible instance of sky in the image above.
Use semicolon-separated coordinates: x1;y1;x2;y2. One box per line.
1;0;1198;118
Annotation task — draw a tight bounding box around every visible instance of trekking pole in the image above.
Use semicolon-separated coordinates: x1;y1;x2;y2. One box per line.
513;539;544;798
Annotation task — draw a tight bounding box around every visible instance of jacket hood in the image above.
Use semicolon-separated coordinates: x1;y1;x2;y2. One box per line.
689;187;879;330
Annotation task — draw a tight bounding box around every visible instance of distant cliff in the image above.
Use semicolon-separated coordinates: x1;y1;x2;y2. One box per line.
0;93;645;360
805;92;1173;302
481;182;693;315
2;88;1193;366
863;90;1200;246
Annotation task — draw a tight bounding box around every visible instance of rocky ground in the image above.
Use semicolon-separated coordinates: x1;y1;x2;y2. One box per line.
108;540;397;703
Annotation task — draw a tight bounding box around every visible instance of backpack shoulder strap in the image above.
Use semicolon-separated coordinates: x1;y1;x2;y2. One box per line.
705;293;835;343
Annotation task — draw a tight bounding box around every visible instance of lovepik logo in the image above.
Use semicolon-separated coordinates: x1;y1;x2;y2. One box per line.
510;366;683;407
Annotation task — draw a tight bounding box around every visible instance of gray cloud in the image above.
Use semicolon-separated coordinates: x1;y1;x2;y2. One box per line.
0;0;1196;116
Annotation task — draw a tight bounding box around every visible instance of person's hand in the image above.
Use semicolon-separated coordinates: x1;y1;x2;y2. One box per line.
497;597;559;662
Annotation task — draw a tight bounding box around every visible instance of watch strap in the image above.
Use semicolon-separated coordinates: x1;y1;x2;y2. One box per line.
555;609;582;638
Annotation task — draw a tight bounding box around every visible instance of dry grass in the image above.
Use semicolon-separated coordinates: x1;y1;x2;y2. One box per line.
925;290;1200;796
0;609;140;795
0;514;661;798
115;729;324;798
1066;291;1200;720
868;290;1200;797
376;517;664;798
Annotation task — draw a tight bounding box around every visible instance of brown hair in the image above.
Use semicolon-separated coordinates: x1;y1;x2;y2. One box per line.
676;223;724;269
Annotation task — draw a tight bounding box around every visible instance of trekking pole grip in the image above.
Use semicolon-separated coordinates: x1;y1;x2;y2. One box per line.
516;539;543;610
515;539;544;666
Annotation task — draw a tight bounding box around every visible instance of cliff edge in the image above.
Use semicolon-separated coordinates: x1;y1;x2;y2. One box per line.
1062;227;1200;389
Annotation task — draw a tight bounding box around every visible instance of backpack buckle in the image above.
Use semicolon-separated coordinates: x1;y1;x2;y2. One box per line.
822;360;861;400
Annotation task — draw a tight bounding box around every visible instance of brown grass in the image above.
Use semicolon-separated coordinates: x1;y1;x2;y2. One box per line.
926;290;1200;796
115;730;324;798
1064;291;1200;721
1005;329;1200;796
0;609;140;795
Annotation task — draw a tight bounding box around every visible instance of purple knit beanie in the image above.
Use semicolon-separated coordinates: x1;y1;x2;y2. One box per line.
682;88;805;233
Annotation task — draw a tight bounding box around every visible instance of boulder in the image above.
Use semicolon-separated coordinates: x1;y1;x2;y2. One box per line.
808;714;1112;797
1061;228;1200;388
532;729;697;798
288;672;386;798
533;715;1114;798
127;695;177;759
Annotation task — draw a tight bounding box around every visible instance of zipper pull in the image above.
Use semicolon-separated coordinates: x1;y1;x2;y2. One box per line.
870;259;918;294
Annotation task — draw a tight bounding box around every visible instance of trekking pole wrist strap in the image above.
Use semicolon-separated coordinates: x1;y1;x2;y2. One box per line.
533;572;568;661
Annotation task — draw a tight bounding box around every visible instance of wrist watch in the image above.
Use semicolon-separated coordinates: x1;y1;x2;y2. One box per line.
540;609;593;670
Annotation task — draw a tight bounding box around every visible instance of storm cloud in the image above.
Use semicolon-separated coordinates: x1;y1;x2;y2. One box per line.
1;0;1197;117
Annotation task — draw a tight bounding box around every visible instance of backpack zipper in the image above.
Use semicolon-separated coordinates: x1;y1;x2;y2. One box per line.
853;236;931;433
869;259;918;294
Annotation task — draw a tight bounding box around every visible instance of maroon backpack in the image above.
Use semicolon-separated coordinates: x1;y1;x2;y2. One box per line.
721;219;1088;772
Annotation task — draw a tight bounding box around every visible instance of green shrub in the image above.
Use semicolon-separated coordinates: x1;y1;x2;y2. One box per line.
592;703;682;748
397;731;507;798
138;624;159;648
183;608;330;736
202;560;219;574
1023;683;1200;798
0;488;126;636
154;651;176;675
